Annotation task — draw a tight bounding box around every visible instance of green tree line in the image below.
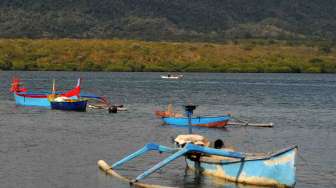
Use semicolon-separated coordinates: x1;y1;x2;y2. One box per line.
0;39;335;73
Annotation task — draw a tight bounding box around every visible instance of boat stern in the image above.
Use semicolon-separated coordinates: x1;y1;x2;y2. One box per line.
262;145;298;187
14;92;51;108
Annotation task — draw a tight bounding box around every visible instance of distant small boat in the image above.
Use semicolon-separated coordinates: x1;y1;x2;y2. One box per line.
162;115;231;128
156;104;231;128
50;98;88;112
11;78;103;108
160;74;183;79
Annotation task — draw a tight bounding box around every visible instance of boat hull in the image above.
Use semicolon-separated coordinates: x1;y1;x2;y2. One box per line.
162;115;231;128
13;92;100;108
14;92;51;108
50;100;87;112
186;146;297;187
161;75;183;79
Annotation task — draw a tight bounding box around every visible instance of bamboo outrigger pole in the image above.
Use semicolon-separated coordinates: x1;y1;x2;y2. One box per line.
229;116;274;128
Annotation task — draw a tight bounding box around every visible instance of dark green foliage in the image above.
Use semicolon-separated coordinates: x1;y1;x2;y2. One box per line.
1;1;336;41
319;45;333;54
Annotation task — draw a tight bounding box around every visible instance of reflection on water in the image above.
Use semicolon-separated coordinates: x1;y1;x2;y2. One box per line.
0;72;335;188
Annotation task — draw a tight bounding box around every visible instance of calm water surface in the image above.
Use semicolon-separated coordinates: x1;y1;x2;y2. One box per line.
0;72;335;188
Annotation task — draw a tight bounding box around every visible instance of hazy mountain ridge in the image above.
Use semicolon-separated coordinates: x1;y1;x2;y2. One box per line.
1;0;336;41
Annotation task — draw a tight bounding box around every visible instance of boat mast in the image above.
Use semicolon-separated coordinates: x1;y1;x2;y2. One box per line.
52;79;56;95
184;104;197;134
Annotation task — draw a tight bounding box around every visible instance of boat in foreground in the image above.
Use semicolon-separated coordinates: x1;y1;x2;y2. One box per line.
162;115;231;128
98;134;297;187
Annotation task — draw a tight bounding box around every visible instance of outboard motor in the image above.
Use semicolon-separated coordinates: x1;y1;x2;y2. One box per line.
108;106;118;113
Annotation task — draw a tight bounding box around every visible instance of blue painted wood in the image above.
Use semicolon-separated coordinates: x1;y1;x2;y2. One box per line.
185;143;245;159
186;145;298;187
50;100;88;112
14;92;52;108
134;143;245;182
162;115;231;126
135;147;188;181
112;143;176;169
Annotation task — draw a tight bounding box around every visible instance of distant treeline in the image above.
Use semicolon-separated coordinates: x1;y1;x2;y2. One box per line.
0;39;335;73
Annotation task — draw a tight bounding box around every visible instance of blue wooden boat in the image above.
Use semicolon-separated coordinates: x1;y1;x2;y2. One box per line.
162;115;231;128
11;78;103;108
14;92;104;108
50;99;88;112
11;78;81;108
98;136;297;187
185;145;297;187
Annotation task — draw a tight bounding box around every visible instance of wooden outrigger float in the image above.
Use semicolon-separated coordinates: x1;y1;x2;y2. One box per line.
98;105;296;187
98;143;178;188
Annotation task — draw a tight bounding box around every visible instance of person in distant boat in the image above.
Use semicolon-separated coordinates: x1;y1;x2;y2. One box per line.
167;103;173;115
155;103;184;118
167;103;183;117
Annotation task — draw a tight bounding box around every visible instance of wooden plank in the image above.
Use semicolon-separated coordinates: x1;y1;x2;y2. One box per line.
228;122;273;128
